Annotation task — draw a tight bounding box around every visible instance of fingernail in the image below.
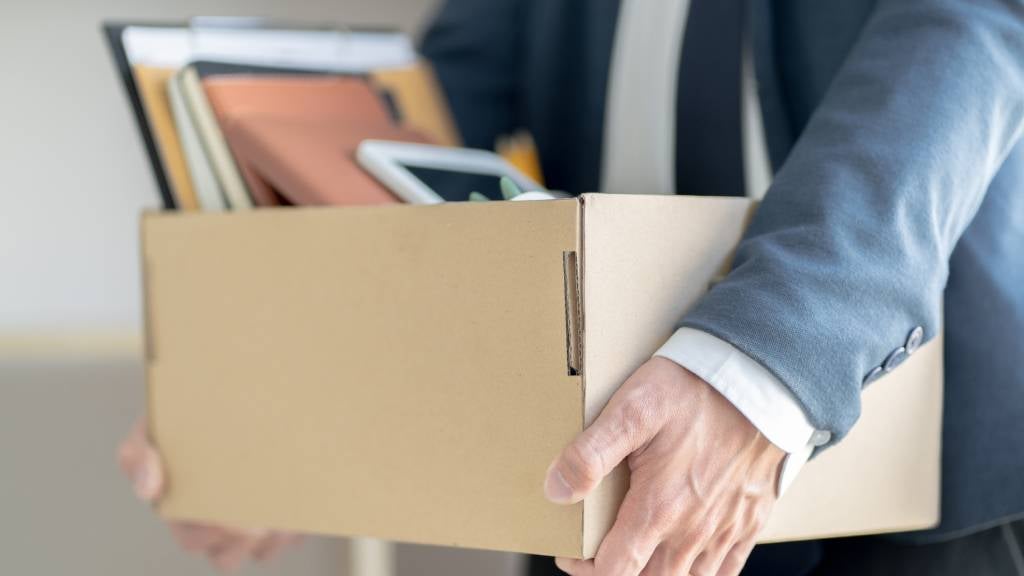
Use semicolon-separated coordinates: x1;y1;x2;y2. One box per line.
544;466;574;503
554;557;575;573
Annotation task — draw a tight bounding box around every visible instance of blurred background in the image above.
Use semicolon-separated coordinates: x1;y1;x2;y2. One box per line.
0;0;520;574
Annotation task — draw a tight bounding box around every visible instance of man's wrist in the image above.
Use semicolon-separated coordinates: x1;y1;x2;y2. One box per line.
654;327;830;495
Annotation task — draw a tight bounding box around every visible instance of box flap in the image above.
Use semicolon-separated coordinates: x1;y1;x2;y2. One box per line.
144;199;586;556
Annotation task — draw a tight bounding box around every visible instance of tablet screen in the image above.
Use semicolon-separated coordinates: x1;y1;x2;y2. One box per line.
403;166;508;202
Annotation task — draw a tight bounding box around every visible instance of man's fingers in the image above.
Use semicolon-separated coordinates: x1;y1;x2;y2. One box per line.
638;540;704;576
545;392;658;504
208;535;256;573
253;532;301;562
688;525;739;576
133;447;164;501
637;542;674;576
174;520;247;553
117;419;164;502
717;535;757;576
554;557;594;575
591;488;670;576
170;523;294;569
207;530;268;573
170;522;214;552
117;419;147;475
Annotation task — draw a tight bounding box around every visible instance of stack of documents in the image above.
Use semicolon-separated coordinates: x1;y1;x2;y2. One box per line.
105;19;460;211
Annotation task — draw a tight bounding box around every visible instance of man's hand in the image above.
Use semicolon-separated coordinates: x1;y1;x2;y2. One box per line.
117;419;300;572
545;357;784;576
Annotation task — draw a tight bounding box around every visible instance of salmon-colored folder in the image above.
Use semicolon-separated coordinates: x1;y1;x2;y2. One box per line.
202;76;401;205
222;114;430;206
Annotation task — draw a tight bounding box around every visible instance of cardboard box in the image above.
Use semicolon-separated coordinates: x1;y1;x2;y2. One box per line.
143;194;942;558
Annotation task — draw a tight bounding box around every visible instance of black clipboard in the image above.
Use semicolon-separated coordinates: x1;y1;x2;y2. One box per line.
102;21;178;209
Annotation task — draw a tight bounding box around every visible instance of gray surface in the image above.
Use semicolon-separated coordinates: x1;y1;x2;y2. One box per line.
0;355;525;575
0;356;344;575
397;543;523;576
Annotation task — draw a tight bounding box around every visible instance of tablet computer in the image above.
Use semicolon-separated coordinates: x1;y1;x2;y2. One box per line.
356;140;546;204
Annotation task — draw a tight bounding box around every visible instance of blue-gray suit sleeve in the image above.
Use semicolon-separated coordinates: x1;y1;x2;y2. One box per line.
681;0;1024;443
419;0;523;150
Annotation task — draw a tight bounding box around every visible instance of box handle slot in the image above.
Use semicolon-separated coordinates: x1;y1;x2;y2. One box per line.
563;251;582;376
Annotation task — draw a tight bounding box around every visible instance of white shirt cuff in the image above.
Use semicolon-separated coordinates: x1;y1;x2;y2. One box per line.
655;327;832;496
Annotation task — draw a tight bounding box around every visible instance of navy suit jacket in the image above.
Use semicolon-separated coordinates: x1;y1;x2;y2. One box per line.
421;0;1024;539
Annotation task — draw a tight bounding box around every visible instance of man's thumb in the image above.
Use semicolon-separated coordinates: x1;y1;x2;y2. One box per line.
544;408;641;504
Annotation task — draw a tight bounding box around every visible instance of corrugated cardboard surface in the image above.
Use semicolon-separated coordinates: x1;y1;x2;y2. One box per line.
144;195;942;559
145;200;584;556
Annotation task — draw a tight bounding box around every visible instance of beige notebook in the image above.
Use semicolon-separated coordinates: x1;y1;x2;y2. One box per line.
167;70;227;211
177;65;252;209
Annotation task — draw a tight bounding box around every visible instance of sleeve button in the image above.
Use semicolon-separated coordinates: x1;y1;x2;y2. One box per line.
863;366;884;386
905;326;924;355
884;346;908;372
811;430;832;445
